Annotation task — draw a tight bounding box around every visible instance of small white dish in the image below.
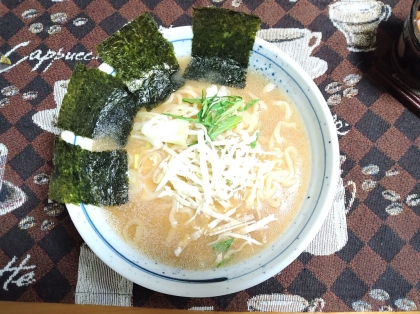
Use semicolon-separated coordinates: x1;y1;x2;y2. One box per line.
66;26;339;297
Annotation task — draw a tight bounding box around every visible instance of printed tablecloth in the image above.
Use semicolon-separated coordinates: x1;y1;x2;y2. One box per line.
0;0;419;311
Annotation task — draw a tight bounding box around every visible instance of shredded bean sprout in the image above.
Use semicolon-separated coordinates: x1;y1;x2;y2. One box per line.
126;85;303;264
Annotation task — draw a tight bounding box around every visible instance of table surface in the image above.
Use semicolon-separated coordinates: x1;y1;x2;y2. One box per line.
0;0;419;312
3;302;418;314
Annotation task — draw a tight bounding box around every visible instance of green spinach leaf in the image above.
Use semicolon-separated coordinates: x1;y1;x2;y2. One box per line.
212;238;234;253
97;13;182;107
48;137;128;206
184;8;261;88
58;63;139;147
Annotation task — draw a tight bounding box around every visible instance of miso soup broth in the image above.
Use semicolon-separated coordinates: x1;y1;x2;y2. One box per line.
103;68;311;270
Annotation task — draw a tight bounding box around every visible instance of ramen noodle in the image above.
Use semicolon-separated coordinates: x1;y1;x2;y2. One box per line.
104;70;311;270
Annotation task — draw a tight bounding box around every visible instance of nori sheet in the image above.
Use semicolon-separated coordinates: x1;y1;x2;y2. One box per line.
48;137;128;206
184;8;261;88
57;63;139;147
96;13;183;108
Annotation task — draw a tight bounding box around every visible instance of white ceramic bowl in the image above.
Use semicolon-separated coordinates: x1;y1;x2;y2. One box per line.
66;26;339;297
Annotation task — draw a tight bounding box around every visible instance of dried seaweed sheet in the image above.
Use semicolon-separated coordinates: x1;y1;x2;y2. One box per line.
48;137;128;206
97;13;182;109
184;8;261;88
57;63;138;147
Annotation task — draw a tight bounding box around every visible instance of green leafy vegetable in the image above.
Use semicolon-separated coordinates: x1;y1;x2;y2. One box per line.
184;8;261;88
185;56;247;88
212;237;235;267
250;131;260;149
212;238;234;253
217;254;235;267
97;13;182;108
133;69;184;111
164;92;259;140
57;63;139;147
48;137;128;206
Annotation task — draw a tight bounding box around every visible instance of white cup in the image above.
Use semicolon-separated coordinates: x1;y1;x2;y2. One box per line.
258;28;322;59
257;28;326;79
0;143;7;193
329;0;391;52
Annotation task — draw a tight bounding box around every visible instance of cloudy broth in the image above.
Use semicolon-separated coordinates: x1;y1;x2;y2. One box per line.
103;69;311;270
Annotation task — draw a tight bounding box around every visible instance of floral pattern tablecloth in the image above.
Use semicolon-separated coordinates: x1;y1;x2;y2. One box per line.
0;0;419;311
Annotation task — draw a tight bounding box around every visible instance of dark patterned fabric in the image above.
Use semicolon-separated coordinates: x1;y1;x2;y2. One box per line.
0;0;419;311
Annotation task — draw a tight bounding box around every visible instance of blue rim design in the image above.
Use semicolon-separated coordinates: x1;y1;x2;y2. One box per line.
79;37;328;283
80;203;228;283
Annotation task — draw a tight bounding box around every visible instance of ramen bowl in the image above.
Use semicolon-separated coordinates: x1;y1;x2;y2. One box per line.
66;26;339;297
